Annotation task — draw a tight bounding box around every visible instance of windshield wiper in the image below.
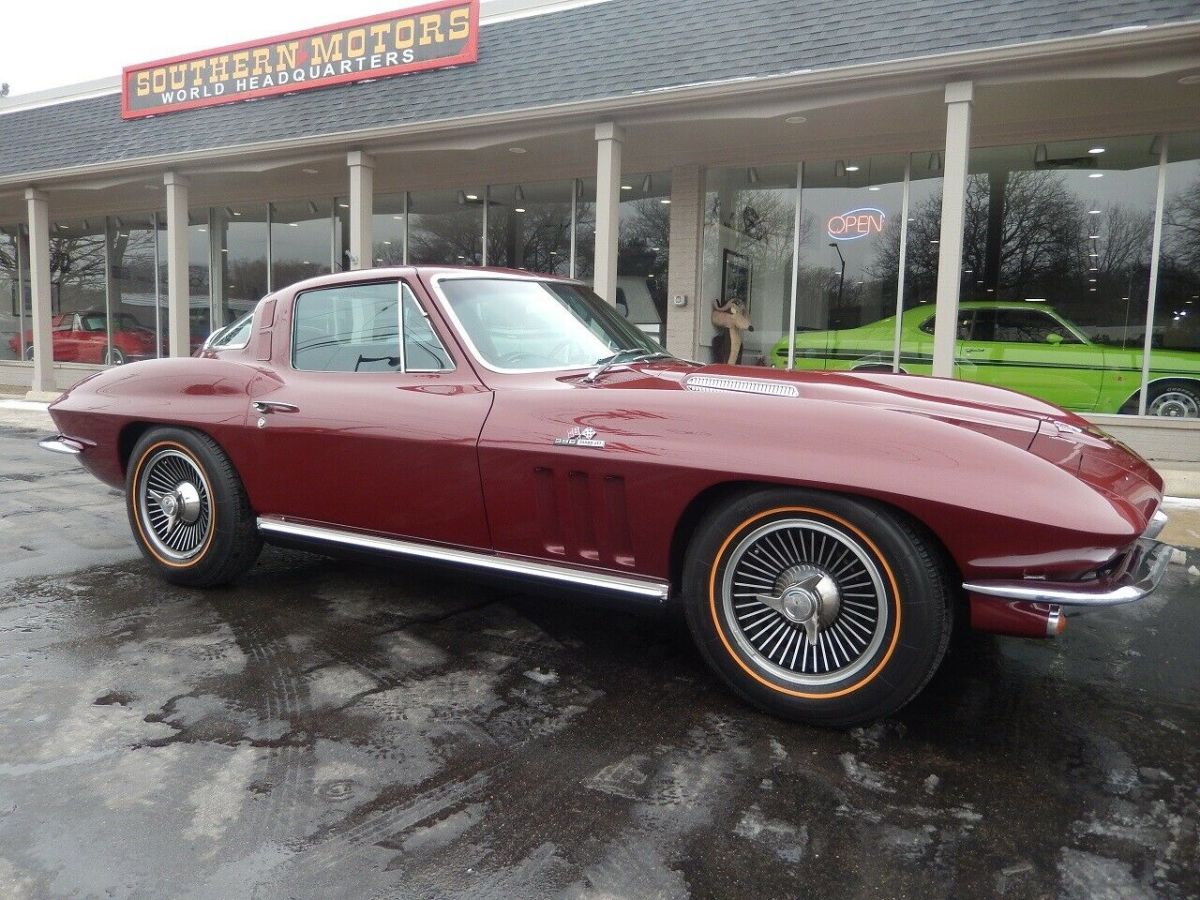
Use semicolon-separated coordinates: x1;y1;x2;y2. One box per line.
585;349;672;383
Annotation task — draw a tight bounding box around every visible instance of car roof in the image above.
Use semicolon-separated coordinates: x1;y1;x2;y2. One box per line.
280;265;582;295
905;300;1063;317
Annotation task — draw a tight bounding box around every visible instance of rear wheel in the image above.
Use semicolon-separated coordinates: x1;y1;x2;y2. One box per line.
1147;381;1200;418
105;345;126;366
683;487;952;727
126;427;261;587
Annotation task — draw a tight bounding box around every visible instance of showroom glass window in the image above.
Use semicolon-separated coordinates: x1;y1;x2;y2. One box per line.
903;152;945;314
188;210;213;344
702;165;798;366
1;225;29;361
107;214;166;361
1157;132;1200;366
408;188;484;265
959;135;1159;415
212;203;268;330
271;199;333;290
487;180;573;275
370;193;406;266
792;155;908;372
574;178;596;281
617;172;671;344
49;219;109;363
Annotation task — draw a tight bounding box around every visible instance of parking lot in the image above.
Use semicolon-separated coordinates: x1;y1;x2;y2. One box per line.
0;413;1197;900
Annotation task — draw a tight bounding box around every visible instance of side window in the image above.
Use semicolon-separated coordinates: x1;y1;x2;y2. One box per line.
994;309;1080;344
918;314;938;336
212;311;254;350
402;288;453;372
292;281;452;373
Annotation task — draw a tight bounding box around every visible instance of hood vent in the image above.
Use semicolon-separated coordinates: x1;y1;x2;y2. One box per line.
685;374;800;398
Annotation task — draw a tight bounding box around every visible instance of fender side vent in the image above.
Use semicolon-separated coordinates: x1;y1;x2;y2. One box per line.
685;374;800;398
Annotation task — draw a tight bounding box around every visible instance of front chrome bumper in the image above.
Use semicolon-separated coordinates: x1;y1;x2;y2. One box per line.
963;535;1172;608
38;435;85;455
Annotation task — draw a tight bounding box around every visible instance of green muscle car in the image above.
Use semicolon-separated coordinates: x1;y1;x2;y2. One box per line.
771;301;1200;417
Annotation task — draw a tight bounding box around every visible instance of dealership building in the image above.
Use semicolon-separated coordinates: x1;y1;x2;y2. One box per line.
1;0;1199;459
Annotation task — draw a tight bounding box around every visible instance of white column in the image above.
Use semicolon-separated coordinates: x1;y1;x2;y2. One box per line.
348;151;375;270
24;188;55;398
164;171;191;358
931;81;973;378
664;165;705;359
593;122;625;304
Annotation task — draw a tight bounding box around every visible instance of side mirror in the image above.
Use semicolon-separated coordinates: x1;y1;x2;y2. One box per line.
1045;332;1064;345
616;300;629;318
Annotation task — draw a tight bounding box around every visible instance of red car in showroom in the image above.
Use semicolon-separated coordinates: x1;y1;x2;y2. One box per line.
11;310;161;364
39;268;1171;726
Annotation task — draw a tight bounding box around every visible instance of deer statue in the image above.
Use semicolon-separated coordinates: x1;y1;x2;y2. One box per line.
711;298;754;365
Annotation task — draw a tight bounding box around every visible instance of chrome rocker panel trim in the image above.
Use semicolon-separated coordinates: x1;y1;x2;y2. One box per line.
38;435;86;455
257;516;670;601
963;537;1172;608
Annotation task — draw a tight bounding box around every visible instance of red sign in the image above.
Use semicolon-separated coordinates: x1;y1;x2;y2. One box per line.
122;1;479;119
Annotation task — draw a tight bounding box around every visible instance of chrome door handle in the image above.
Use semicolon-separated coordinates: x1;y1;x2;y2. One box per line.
252;400;300;413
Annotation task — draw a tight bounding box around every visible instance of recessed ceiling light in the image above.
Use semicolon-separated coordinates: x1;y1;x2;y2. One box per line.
508;147;527;154
868;185;880;191
287;222;299;227
784;116;807;124
465;194;478;200
514;207;526;213
338;203;349;209
393;215;403;220
1180;74;1200;85
1089;173;1104;178
1089;209;1102;214
930;239;940;244
383;241;392;245
621;184;632;191
660;199;671;205
301;167;319;174
845;165;860;172
1088;147;1105;154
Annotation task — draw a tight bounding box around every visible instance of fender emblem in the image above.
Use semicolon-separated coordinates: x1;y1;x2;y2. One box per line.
554;426;606;449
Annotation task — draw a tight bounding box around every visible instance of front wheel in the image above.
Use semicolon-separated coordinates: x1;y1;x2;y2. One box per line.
105;345;125;366
126;427;262;587
683;488;952;727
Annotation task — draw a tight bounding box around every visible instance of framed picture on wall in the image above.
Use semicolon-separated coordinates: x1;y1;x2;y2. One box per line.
722;249;752;314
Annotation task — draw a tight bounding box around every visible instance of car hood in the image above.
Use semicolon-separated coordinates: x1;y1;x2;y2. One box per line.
606;361;1081;447
607;360;1163;517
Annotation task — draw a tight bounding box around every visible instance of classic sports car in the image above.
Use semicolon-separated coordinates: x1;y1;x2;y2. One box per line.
10;310;163;365
40;269;1171;726
770;301;1200;418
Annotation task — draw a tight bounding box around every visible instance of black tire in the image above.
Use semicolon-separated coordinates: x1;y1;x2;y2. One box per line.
105;345;125;366
126;427;261;587
683;487;952;727
1146;381;1200;418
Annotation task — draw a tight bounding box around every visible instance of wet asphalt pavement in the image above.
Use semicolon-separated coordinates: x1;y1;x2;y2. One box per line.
0;419;1197;900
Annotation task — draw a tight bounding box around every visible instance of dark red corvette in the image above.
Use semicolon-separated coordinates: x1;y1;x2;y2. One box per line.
41;267;1171;725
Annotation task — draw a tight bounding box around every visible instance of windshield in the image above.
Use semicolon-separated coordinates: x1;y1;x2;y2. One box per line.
437;277;665;372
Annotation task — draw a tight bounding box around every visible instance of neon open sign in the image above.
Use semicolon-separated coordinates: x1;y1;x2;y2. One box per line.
827;208;886;241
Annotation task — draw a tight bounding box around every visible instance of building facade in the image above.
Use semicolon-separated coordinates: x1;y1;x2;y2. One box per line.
2;0;1199;459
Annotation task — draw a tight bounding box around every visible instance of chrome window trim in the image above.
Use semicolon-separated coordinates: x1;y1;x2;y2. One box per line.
257;516;669;601
429;272;603;375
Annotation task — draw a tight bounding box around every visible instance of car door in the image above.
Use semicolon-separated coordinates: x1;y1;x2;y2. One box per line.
250;278;493;549
957;307;1102;410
